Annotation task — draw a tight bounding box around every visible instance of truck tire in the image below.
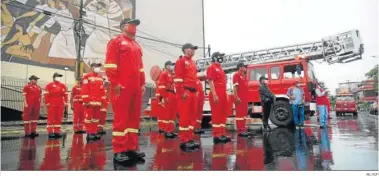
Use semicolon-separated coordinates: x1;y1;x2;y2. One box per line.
269;100;293;127
268;127;295;157
353;112;358;117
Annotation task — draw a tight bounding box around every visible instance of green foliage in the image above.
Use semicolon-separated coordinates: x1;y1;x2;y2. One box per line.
365;65;378;93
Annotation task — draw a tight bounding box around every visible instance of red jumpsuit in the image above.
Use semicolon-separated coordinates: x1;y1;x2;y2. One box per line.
174;55;198;143
81;72;105;135
71;85;84;132
44;81;68;134
39;139;63;170
22;83;42;135
233;71;249;133
18;138;37;170
68;134;85;170
157;70;177;133
105;34;145;153
206;62;228;137
193;79;204;130
99;88;109;132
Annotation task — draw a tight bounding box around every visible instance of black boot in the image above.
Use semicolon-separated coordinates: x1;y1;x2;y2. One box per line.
24;134;32;138
165;132;176;139
238;131;250;137
54;133;62;138
114;152;131;163
180;141;196;151
30;132;39;137
48;133;56;139
189;140;201;148
124;150;146;161
158;129;165;133
213;135;231;144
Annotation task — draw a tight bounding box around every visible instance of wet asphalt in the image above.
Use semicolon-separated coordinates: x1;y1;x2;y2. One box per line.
1;111;378;171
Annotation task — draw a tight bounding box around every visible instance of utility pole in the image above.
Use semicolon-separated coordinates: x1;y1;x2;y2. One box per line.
74;0;86;82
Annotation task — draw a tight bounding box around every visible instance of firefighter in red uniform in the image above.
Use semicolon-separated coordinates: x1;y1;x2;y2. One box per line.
71;78;85;134
194;74;205;134
44;73;68;139
18;138;37;170
22;75;42;137
207;52;231;143
104;18;146;163
81;63;105;141
98;79;109;135
174;43;201;151
157;61;178;138
233;61;250;137
155;83;165;133
39;139;63;170
67;134;85;170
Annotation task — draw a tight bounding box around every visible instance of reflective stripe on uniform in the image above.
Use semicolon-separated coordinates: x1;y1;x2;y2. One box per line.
100;108;107;112
88;77;103;81
89;101;102;106
233;83;239;87
173;78;183;82
82;95;89;98
212;124;226;127
212;153;227;158
127;128;139;133
235;117;245;121
158;86;166;89
104;64;117;69
23;121;30;124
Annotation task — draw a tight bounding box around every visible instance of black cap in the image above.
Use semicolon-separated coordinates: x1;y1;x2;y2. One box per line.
211;52;225;59
120;18;140;29
90;63;102;67
237;61;247;69
182;43;198;52
164;60;174;67
259;76;268;81
29;75;39;80
53;72;63;78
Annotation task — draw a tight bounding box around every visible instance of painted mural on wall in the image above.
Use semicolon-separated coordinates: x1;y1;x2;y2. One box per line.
1;0;135;70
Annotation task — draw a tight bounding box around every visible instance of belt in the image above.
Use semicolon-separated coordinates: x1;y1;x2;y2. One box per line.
184;86;197;93
166;89;175;93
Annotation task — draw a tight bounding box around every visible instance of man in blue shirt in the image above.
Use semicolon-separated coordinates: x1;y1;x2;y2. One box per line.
287;81;305;129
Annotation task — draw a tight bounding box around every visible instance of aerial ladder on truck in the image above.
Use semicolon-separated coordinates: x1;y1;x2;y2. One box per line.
196;30;364;127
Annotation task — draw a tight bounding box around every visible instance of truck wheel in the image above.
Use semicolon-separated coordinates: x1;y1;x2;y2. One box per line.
268;127;295;157
353;112;358;117
269;100;293;127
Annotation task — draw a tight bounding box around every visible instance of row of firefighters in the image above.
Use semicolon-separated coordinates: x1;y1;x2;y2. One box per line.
17;127;334;170
21;17;332;164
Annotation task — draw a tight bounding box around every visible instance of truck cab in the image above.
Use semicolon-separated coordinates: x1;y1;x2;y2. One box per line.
335;93;358;117
246;59;317;127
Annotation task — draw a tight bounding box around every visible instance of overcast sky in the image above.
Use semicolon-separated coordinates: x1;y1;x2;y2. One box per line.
204;0;378;94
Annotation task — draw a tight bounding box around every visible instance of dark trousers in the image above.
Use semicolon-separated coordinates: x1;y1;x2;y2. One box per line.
262;102;272;126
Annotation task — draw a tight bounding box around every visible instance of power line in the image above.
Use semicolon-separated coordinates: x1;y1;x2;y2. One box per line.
3;2;210;49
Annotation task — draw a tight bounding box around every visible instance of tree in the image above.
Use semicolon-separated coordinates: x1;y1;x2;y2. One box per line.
365;65;378;94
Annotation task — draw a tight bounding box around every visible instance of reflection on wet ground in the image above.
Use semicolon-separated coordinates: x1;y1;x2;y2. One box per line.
1;112;378;171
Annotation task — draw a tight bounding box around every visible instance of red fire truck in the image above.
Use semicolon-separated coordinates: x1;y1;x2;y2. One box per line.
335;92;358;117
196;30;363;127
145;30;363;127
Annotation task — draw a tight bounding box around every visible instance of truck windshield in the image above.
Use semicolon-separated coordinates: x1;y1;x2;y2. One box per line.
307;62;316;80
336;96;355;101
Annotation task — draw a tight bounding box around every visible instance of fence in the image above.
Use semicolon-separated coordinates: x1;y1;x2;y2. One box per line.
1;76;156;121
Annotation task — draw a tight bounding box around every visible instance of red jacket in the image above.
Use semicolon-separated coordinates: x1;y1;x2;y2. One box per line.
157;70;175;98
206;62;226;91
104;35;145;88
23;83;42;104
44;81;67;106
316;86;328;106
81;72;105;106
174;56;197;95
71;85;82;103
232;71;248;101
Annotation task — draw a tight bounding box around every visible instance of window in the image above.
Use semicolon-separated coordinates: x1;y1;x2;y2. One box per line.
307;62;316;80
270;66;280;80
337;96;354;101
283;64;304;79
249;68;268;81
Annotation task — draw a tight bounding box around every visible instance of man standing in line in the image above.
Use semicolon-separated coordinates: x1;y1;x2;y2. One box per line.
315;82;329;128
22;75;42;137
259;76;275;132
70;77;85;134
81;63;105;141
44;73;68;139
233;61;250;137
287;80;305;129
104;18;146;163
157;61;178;139
207;52;231;143
174;43;201;151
